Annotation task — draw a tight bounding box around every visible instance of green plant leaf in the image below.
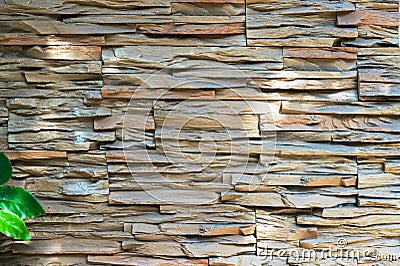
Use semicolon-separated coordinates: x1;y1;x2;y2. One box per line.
0;186;45;219
0;152;12;185
0;209;30;240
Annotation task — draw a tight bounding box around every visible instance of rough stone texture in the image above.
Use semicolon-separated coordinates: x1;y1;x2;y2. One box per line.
0;0;399;265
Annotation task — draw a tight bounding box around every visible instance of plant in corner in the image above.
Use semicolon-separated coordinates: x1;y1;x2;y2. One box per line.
0;152;45;240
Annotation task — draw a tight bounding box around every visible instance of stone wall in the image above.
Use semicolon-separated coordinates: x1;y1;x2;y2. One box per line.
0;0;399;265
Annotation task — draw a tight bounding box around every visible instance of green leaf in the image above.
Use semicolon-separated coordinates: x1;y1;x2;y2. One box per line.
0;209;30;240
0;152;12;185
0;186;45;219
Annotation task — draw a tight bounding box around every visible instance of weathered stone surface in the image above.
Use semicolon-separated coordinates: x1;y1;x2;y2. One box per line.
107;162;205;174
284;58;356;71
9;131;115;151
261;113;400;132
23;45;101;60
156;127;260;140
65;15;245;24
281;101;400;115
122;237;255;257
337;11;400;26
109;173;221;189
68;152;107;166
0;21;138;34
358;48;400;100
0;255;88;266
158;223;255;236
359;82;400;100
29;230;134;241
4;151;67;161
105;33;246;46
257;210;317;241
1;61;101;75
283;47;357;59
155;113;258;131
358;163;400;188
26;213;104;224
322;206;400;218
359;186;400;200
358;198;400;208
155;138;267;155
0;0;173;14
101;87;215;100
107;150;256;165
209;255;264;266
109;209;252;225
0;86;102;100
0;46;102;69
159;204;255;224
297;214;400;227
26;179;109;202
343;25;398;47
0;71;26;82
248;37;338;47
248;24;357;39
94;114;155;131
270;142;400;157
24;72;101;83
88;255;208;266
359;69;400;84
12;238;120;254
260;155;357;174
103;73;246;89
221;191;355;208
247;0;355;14
109;190;219;205
8;114;94;132
108;182;230;194
220;85;358;103
349;1;398;11
1;0;400;262
41;200;157;215
332;131;400;143
247;5;357;47
0;34;105;45
231;173;357;187
103;46;283;70
154;100;278;115
7;98;106;114
385;159;400;174
137;23;245;35
252;78;357;91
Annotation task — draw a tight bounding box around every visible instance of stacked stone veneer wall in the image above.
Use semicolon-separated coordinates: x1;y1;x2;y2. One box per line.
0;0;399;265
